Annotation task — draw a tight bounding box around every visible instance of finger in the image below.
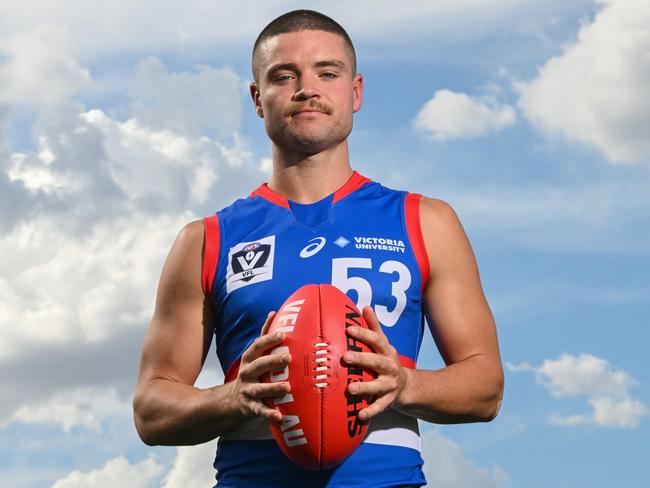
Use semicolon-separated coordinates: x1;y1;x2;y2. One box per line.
241;330;285;365
244;380;291;400
248;400;284;423
260;311;277;335
347;378;391;397
242;350;292;379
344;351;392;374
362;306;382;333
346;325;391;355
358;395;393;421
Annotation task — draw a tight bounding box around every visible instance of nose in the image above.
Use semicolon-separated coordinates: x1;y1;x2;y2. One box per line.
293;74;320;101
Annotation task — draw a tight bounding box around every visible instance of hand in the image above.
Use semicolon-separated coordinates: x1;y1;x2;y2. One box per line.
344;306;409;422
229;311;292;424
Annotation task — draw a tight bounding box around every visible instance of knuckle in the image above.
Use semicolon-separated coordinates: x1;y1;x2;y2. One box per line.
249;383;263;398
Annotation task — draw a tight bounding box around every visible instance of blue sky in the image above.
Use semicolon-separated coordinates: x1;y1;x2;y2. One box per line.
1;1;648;486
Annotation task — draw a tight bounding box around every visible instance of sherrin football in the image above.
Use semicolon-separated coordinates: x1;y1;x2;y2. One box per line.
262;284;375;470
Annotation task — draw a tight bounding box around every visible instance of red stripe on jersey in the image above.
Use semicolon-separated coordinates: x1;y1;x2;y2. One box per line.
250;184;291;208
399;354;416;369
250;171;371;208
224;358;241;383
404;193;430;292
332;171;372;203
202;215;220;296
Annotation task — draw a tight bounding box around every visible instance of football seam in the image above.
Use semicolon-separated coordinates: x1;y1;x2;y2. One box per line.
318;284;325;470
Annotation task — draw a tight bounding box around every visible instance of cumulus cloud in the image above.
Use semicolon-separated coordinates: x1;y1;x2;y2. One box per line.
8;387;130;432
508;354;648;428
421;429;510;487
414;89;515;140
50;441;217;488
0;25;92;105
51;456;164;488
259;157;273;174
517;0;650;163
162;440;218;488
0;211;192;359
0;0;576;61
130;57;242;137
0;53;258;430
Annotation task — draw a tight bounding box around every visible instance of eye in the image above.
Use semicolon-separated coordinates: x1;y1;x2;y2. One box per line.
274;73;294;83
320;72;338;79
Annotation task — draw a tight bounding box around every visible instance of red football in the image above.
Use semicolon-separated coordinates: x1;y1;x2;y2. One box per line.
262;284;375;470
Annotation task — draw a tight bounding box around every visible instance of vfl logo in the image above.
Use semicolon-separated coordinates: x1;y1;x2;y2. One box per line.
299;237;326;258
226;235;275;293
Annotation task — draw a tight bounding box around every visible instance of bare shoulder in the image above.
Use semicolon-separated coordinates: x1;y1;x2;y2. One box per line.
156;219;206;303
418;197;469;244
165;220;205;268
174;219;205;251
418;195;462;222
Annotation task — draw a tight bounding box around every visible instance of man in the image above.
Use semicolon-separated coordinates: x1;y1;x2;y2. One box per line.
134;9;503;487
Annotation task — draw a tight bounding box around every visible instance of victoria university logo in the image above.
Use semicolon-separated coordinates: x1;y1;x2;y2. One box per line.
226;235;275;293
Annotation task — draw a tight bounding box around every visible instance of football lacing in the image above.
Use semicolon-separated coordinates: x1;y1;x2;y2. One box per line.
313;342;330;388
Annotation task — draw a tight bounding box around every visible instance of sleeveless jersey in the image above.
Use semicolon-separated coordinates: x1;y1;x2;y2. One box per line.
202;171;430;488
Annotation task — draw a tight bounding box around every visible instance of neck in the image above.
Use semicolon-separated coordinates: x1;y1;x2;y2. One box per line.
268;142;353;204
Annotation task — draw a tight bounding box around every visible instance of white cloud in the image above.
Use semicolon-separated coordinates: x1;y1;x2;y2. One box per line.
589;396;649;428
162;440;218;488
130;56;242;137
0;211;192;359
259;157;273;175
79;108;244;208
508;354;648;428
0;1;577;61
535;354;633;398
0;25;92;105
49;441;217;488
414;90;515;141
9;387;130;432
51;456;163;488
0;54;259;427
421;429;510;487
517;0;650;163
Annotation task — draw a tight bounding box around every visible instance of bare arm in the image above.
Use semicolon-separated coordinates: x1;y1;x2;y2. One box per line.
133;221;291;446
394;197;504;423
343;197;503;424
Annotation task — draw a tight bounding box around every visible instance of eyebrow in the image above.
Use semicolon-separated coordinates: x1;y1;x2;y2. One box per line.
266;59;347;79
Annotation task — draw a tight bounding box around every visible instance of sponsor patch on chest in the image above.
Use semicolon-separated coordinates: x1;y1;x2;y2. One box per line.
226;235;275;293
354;236;406;253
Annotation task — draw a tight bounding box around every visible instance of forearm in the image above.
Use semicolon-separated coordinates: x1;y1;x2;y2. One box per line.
393;355;504;424
133;379;244;446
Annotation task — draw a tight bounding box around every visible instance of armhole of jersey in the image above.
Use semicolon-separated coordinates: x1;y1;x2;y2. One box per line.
404;193;430;292
201;214;220;297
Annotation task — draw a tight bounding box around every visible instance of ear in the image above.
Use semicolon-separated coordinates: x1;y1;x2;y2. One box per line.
250;82;264;118
352;73;364;113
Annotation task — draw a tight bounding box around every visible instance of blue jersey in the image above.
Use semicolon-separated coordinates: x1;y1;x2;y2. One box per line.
202;172;430;487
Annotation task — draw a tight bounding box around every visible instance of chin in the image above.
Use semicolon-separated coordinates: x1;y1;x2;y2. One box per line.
292;130;350;152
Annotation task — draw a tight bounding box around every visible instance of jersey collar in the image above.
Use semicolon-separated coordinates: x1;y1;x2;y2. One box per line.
250;171;372;208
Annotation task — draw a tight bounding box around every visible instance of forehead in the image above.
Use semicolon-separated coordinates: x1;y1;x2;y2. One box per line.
256;30;353;73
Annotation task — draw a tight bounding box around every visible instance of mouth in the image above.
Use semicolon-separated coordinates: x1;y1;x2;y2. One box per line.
289;104;330;117
292;109;326;117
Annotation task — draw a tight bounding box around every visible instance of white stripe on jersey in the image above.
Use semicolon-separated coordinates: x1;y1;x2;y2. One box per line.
219;408;421;452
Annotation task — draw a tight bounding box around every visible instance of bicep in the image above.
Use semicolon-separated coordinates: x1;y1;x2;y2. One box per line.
136;220;215;389
420;198;500;366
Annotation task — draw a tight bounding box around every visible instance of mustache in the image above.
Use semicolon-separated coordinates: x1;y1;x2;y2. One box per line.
286;102;331;116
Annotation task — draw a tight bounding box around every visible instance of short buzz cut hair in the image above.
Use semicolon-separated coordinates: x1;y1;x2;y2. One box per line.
252;9;357;83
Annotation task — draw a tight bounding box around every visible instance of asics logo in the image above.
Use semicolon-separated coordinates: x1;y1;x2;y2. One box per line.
300;237;326;258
